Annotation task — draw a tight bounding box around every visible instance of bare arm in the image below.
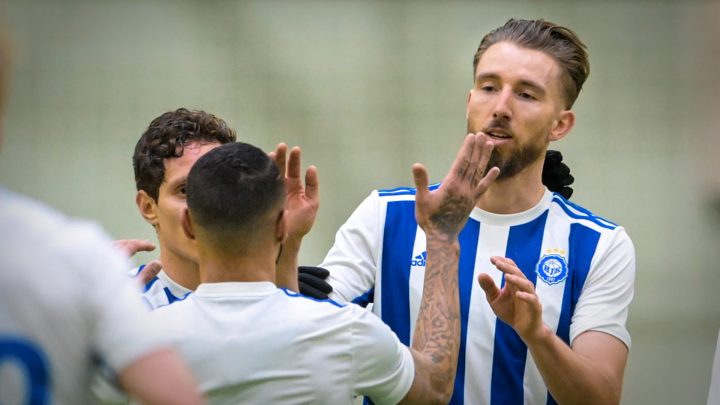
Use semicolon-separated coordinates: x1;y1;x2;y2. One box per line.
479;257;627;404
269;143;319;291
119;348;203;405
400;133;499;404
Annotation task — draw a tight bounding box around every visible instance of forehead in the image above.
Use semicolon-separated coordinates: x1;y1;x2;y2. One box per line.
475;41;563;90
161;141;222;187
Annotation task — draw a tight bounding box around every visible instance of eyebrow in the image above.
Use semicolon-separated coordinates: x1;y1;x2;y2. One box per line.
475;72;547;96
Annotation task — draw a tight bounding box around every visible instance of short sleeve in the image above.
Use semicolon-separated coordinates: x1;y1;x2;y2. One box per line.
708;329;720;405
322;191;383;304
570;227;636;348
350;306;414;404
83;228;168;371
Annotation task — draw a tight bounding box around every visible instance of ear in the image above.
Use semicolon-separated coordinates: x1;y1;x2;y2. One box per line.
466;90;472;120
136;190;159;227
549;110;575;142
274;208;288;244
180;208;196;241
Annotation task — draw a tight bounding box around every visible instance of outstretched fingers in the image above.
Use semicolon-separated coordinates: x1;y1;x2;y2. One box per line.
471;134;499;197
270;143;288;174
490;256;524;277
412;163;430;205
304;165;319;204
478;273;500;301
136;260;162;287
287;146;302;180
448;134;476;181
113;239;156;258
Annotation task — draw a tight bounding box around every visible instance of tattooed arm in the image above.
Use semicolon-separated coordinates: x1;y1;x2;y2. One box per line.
399;133;499;404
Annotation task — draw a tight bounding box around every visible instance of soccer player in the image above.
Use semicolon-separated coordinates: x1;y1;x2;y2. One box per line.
127;109;324;305
321;19;636;404
0;36;202;405
123;106;573;302
130;108;237;308
150;133;499;403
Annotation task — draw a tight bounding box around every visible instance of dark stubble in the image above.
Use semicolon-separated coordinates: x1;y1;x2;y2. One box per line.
469;118;545;181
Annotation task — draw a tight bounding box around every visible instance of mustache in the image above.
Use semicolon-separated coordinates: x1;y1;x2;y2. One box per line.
481;118;511;133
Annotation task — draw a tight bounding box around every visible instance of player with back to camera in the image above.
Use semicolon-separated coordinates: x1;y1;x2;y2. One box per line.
150;133;499;404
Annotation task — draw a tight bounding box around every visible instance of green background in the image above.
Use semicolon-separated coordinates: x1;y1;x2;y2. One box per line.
2;1;719;403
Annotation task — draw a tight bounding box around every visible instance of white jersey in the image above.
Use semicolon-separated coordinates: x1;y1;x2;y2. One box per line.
0;188;166;404
151;281;414;405
128;267;192;310
709;330;720;405
321;187;636;405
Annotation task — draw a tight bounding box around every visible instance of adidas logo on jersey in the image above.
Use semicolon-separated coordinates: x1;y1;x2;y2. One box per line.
410;251;427;269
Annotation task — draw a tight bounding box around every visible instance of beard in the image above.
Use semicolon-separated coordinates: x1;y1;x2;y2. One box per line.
468;118;546;181
487;141;545;180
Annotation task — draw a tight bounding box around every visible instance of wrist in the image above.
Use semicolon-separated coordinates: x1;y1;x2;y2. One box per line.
522;323;553;348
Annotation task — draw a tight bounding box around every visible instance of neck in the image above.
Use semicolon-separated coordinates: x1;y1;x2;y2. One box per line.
197;243;277;284
158;248;201;290
477;159;546;214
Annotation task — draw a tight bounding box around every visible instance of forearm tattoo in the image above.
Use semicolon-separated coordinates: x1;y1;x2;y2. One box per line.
412;237;461;393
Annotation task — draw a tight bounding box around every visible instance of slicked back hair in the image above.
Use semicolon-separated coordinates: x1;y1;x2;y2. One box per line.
186;142;285;243
473;18;590;109
133;108;236;201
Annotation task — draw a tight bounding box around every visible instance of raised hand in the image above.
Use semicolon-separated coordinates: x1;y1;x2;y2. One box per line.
542;150;574;199
413;133;500;240
478;256;544;342
298;266;333;299
269;143;319;239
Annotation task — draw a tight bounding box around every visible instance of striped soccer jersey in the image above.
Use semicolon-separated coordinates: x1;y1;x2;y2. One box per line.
128;267;192;310
322;187;636;405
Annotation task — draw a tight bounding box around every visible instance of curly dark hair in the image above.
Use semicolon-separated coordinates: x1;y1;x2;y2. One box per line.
133;108;237;200
473;19;590;109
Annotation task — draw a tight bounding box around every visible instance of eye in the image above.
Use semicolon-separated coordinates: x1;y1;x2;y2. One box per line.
178;185;186;196
481;85;497;92
518;91;536;100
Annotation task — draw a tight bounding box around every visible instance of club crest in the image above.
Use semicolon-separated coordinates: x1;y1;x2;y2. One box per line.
535;254;568;285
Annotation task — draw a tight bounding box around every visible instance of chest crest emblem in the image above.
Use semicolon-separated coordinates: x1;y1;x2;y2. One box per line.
535;253;569;285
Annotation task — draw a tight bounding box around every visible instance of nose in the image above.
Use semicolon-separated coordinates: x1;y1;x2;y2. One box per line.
492;87;512;120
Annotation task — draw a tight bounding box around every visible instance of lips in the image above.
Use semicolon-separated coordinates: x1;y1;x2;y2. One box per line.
483;128;512;140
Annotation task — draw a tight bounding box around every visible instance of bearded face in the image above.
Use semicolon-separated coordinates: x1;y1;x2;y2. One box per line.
467;117;547;181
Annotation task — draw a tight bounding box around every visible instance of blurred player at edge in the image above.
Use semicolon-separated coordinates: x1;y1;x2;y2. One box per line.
0;34;203;405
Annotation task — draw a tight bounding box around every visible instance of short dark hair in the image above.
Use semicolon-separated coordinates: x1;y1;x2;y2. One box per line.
133;108;236;200
186;142;285;242
473;19;590;108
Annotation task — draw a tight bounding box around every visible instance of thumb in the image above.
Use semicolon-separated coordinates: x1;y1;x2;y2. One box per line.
478;273;500;301
412;163;429;202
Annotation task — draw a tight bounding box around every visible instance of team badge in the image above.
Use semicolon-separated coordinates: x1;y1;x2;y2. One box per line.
535;253;568;285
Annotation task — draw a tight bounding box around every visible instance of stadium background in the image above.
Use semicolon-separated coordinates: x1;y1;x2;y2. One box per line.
1;1;718;403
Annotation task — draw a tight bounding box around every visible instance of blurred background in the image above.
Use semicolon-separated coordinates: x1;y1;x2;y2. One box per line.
1;0;718;403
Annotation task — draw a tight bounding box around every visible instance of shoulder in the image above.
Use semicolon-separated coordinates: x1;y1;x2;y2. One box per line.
549;193;626;235
278;288;348;310
376;182;441;200
0;189;127;281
